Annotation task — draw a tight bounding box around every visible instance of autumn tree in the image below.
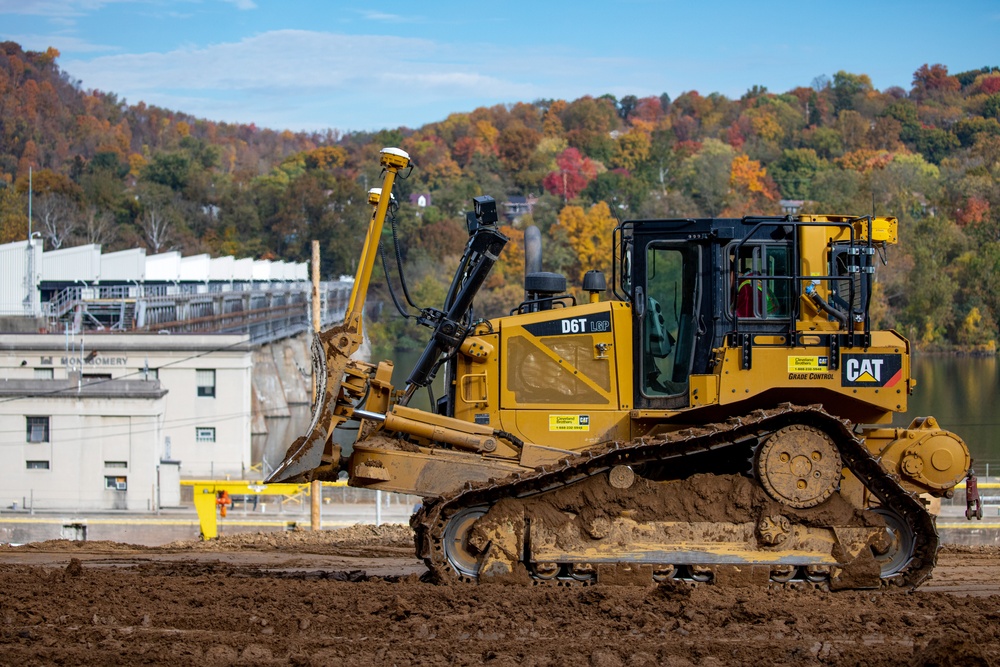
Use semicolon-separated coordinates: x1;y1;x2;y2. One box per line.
496;124;538;169
912;64;961;103
560;96;619;161
836;110;869;152
542;100;567;137
725;154;777;216
0;185;28;244
303;146;347;171
496;123;542;188
610;130;651;171
542;148;598;201
553;201;616;283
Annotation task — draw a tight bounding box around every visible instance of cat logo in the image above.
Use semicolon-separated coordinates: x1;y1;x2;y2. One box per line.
841;354;903;388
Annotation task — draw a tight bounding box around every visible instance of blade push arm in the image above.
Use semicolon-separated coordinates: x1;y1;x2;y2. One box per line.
266;147;410;483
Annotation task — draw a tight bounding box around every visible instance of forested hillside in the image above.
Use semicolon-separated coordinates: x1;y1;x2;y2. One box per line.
0;42;998;350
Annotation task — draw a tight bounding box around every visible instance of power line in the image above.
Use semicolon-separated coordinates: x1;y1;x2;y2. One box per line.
0;410;256;447
0;335;257;405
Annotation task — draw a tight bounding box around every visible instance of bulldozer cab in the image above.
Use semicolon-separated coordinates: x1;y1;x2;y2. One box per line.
618;215;896;414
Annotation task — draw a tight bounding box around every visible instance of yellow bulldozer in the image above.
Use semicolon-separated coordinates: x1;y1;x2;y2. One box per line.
268;147;980;589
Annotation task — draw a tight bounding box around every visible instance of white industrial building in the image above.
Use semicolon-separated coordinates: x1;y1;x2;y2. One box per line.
0;241;351;512
0;334;253;511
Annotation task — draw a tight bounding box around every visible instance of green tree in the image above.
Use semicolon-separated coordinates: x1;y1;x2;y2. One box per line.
770;148;827;200
142;152;192;191
914;127;959;164
831;71;873;112
581;170;647;212
680;139;735;216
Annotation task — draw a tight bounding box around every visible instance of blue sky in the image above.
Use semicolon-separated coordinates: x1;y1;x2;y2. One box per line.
2;1;998;134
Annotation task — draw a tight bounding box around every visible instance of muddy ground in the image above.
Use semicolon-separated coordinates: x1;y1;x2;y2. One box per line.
0;526;997;666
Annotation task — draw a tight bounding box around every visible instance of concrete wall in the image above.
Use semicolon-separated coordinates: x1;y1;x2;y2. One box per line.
249;335;312;430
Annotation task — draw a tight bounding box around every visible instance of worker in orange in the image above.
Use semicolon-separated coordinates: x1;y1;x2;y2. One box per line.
216;490;232;518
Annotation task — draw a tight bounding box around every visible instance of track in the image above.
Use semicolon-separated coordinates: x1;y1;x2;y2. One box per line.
413;404;938;589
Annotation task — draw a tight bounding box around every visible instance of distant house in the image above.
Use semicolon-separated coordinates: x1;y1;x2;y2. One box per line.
503;195;538;223
780;199;805;215
410;193;431;208
913;192;936;217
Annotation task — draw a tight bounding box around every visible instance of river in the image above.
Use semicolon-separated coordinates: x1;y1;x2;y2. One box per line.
896;354;1000;473
258;351;1000;476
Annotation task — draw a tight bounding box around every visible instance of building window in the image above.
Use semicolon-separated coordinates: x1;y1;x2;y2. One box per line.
105;476;127;491
26;416;50;443
34;368;54;379
196;369;216;397
196;427;216;443
26;460;50;470
104;461;128;469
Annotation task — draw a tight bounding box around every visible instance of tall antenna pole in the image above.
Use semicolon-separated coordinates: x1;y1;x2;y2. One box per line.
310;239;321;532
28;166;32;239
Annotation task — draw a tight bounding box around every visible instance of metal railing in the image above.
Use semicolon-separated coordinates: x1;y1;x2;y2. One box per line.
43;280;354;345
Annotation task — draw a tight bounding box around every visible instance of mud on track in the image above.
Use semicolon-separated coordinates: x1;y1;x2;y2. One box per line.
0;527;998;667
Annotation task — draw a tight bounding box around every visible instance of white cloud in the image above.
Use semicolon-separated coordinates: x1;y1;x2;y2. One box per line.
359;10;416;23
54;28;668;131
63;29;538;98
0;0;256;18
0;0;128;17
4;32;119;54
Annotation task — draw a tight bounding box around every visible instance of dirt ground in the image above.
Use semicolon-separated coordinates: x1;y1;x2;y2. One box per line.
0;526;997;667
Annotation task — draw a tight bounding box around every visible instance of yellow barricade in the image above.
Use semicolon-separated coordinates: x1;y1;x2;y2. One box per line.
181;479;346;539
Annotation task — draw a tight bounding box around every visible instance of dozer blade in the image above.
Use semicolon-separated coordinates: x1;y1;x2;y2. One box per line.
265;324;356;483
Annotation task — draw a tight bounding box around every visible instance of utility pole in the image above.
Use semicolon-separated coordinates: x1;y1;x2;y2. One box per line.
310;240;322;531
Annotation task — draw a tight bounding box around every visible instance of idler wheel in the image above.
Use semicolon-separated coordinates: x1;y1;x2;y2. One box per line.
871;507;915;577
442;506;488;578
756;425;842;509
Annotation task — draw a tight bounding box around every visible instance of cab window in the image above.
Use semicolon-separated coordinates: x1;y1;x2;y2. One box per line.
642;245;699;397
731;243;791;320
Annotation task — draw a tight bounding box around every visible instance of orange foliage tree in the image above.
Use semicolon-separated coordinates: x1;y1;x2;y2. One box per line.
555;201;615;283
